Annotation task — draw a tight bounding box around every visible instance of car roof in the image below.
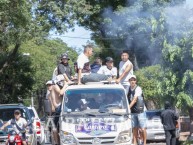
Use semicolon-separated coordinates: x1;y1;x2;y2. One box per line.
0;104;32;121
66;83;124;90
0;103;24;107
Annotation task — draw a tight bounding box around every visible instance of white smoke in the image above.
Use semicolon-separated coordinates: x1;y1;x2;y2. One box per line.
101;0;193;65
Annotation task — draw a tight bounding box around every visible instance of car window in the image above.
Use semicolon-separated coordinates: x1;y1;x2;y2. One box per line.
64;88;128;113
146;111;161;120
28;109;35;118
0;108;30;121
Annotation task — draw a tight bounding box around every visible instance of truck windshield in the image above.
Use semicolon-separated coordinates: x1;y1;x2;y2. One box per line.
63;88;128;113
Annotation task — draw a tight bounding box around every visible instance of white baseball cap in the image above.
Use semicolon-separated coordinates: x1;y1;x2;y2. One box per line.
46;80;54;85
129;75;137;80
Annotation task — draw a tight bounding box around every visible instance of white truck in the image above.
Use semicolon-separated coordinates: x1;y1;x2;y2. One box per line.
59;82;133;145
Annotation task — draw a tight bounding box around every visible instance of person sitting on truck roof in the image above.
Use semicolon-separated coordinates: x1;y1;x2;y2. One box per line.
76;44;108;85
90;57;102;73
97;57;117;80
52;53;75;87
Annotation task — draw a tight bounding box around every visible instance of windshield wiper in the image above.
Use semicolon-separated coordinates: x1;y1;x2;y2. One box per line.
84;112;96;117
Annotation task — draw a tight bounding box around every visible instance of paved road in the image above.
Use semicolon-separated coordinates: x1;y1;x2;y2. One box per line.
44;143;166;145
147;142;166;145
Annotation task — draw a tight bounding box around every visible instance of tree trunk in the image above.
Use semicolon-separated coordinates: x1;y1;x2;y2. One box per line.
0;43;20;73
188;107;193;135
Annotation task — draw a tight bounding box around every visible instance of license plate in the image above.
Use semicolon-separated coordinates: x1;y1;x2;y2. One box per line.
75;122;116;135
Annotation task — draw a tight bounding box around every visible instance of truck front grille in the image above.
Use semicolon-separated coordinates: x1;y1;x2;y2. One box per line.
77;136;116;145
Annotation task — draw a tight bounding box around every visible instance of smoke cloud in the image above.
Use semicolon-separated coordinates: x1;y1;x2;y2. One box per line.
101;0;193;66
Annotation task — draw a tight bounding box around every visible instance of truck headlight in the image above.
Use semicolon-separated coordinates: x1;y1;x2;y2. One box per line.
116;130;131;143
60;131;76;144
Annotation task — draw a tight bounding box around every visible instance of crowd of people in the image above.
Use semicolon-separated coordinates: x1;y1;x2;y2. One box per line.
45;44;178;145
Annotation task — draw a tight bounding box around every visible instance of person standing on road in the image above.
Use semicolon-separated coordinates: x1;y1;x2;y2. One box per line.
116;50;133;93
128;75;146;145
161;101;179;145
76;44;108;84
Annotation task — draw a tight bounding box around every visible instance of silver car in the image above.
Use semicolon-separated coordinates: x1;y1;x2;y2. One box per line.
146;110;180;141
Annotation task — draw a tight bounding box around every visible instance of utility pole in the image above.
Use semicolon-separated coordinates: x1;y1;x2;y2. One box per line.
31;95;34;107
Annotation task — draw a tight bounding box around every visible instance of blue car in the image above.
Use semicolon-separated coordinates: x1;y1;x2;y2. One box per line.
0;104;35;143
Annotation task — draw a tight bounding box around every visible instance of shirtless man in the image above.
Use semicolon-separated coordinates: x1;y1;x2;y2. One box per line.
46;80;68;145
46;80;68;111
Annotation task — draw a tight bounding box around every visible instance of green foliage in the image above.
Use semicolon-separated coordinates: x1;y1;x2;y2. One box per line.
0;54;34;103
0;38;77;103
135;65;164;108
20;38;78;92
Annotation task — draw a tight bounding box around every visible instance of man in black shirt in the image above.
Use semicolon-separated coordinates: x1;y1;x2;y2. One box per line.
58;53;72;80
161;101;179;145
128;75;146;145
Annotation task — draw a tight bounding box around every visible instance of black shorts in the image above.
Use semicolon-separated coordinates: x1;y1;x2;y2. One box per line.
21;133;26;141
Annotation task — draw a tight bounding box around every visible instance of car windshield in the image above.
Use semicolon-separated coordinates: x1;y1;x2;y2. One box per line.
0;108;30;121
146;111;161;120
63;88;128;114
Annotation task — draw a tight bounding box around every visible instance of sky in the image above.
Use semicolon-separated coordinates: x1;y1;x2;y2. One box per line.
51;25;92;49
51;0;193;49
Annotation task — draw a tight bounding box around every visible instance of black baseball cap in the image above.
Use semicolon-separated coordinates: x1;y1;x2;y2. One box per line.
105;57;114;62
61;53;70;60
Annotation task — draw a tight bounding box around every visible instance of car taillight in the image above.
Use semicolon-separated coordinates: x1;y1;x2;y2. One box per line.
36;121;41;134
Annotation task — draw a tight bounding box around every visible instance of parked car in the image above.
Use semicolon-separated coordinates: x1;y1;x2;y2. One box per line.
28;106;45;145
146;110;180;141
0;103;36;144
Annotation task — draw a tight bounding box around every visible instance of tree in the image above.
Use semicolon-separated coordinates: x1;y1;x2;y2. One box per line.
135;65;164;109
0;0;81;104
0;38;77;105
73;0;185;67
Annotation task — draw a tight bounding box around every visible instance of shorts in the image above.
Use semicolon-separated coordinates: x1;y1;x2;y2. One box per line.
21;133;26;141
132;112;146;128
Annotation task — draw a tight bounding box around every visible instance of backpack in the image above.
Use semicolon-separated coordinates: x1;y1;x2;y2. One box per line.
127;86;145;113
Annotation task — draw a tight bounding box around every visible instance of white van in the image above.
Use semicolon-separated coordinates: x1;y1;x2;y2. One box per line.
59;82;133;145
28;106;45;145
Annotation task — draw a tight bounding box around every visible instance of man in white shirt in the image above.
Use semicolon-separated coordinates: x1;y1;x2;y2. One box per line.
0;110;27;145
116;51;133;92
77;45;108;84
97;57;117;79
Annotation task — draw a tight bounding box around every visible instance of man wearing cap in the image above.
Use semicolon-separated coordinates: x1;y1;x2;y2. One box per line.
128;75;146;145
58;53;72;78
46;80;68;145
0;110;27;145
54;53;74;85
161;101;179;145
97;57;117;79
46;80;68;114
116;51;133;92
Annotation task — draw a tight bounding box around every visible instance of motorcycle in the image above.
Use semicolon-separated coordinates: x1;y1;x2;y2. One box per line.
7;121;33;145
8;130;24;145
